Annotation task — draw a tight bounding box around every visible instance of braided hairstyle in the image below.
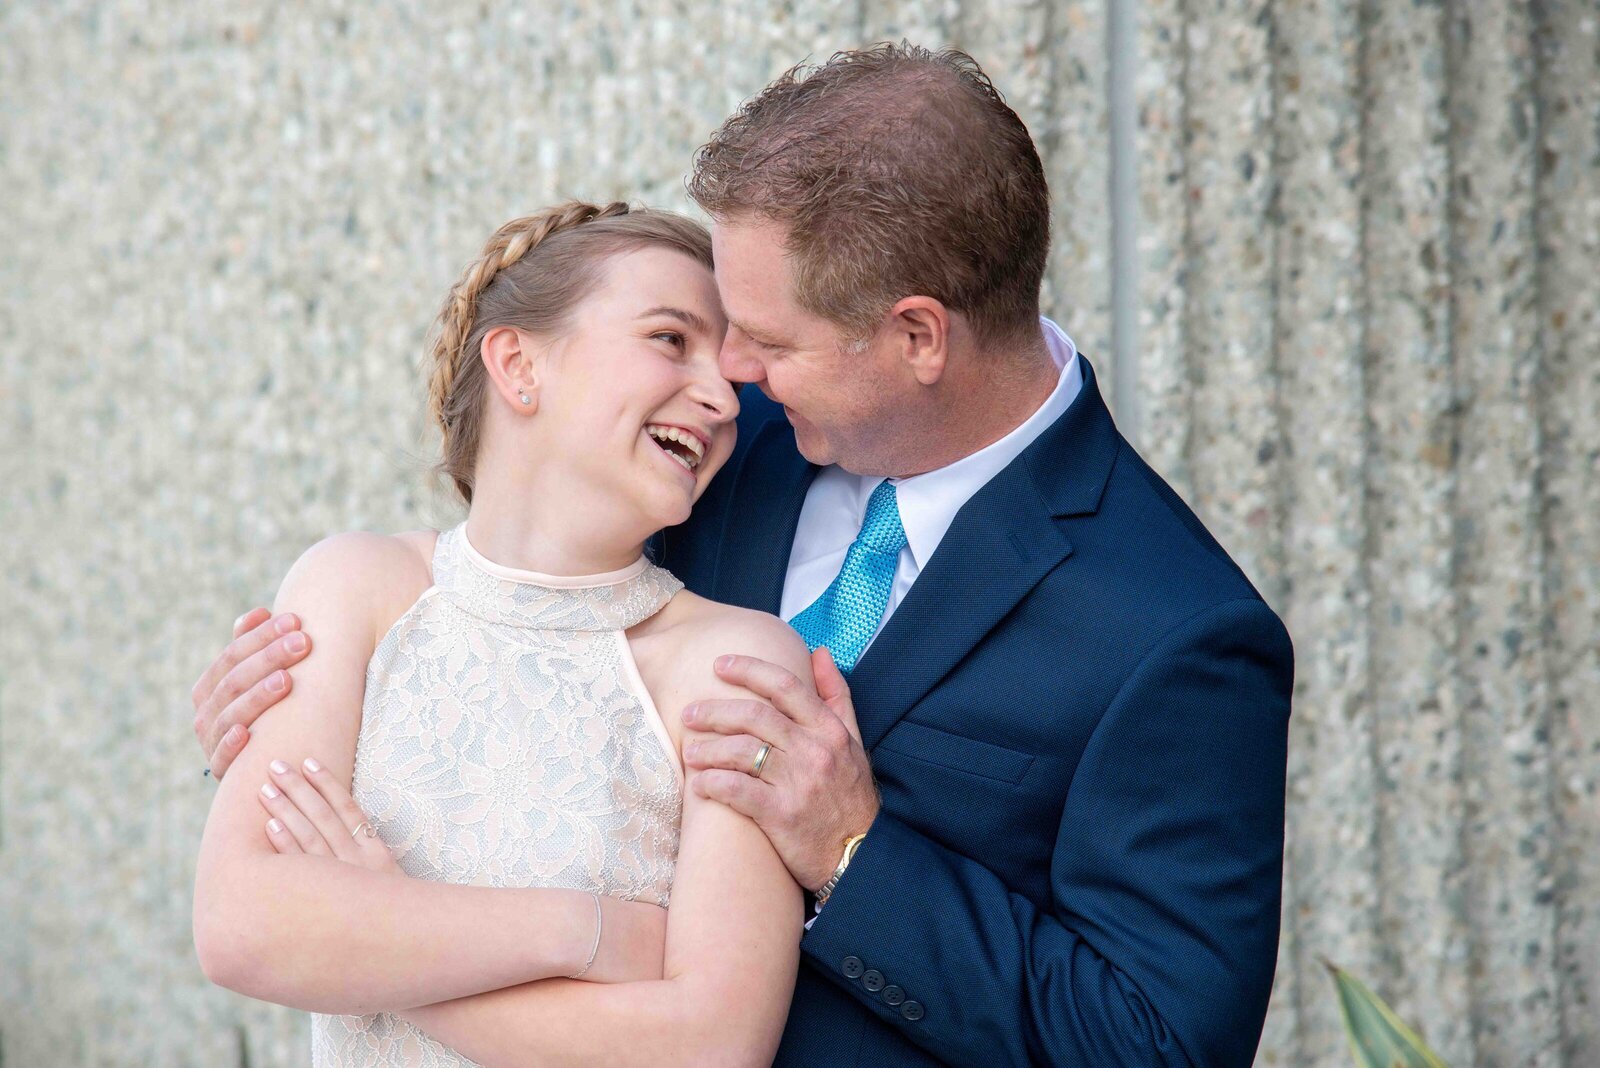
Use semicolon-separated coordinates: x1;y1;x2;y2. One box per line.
425;201;714;504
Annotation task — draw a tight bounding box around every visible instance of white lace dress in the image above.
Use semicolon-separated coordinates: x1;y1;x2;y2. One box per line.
310;522;685;1067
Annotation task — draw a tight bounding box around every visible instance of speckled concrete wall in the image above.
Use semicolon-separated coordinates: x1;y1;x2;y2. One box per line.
2;2;1595;1065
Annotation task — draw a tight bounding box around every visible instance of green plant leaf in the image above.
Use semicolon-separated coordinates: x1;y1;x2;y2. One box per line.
1325;959;1449;1068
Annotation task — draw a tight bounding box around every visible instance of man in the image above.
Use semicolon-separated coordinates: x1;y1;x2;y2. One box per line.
193;44;1293;1066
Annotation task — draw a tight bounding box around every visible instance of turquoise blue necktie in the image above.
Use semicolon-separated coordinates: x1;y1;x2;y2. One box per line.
789;480;907;675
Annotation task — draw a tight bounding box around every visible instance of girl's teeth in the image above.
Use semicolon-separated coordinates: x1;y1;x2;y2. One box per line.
646;426;703;470
647;425;703;459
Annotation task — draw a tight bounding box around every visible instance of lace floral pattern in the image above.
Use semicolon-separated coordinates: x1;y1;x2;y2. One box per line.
311;524;685;1067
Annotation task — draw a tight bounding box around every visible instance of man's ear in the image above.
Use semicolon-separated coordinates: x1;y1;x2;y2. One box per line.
889;296;950;386
480;326;540;414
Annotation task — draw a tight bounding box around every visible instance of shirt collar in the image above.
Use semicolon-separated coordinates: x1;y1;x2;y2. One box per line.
875;317;1082;570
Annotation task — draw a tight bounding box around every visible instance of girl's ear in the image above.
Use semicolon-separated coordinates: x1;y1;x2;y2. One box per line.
480;326;539;414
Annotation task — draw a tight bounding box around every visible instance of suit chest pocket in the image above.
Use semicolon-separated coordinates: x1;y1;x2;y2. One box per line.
873;721;1036;785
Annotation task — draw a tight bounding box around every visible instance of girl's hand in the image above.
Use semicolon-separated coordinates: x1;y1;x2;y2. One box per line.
256;756;402;876
255;755;669;984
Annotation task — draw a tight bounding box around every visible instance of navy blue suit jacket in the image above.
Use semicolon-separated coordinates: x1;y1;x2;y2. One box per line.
654;357;1294;1067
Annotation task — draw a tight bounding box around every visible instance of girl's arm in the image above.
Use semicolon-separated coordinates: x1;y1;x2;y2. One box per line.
397;610;808;1067
192;533;664;1015
267;608;810;1067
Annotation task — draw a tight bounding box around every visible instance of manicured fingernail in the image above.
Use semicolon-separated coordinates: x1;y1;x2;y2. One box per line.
284;633;308;654
267;818;283;833
225;725;245;746
234;612;251;632
266;670;287;693
685;742;699;760
270;759;289;774
303;757;321;773
681;704;697;724
714;656;733;671
274;614;298;634
261;782;279;799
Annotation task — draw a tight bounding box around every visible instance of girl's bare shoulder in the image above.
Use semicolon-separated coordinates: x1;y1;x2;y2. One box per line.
635;590;812;693
278;530;438;646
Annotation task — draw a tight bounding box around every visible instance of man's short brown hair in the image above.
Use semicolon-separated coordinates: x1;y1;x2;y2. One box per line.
688;42;1050;350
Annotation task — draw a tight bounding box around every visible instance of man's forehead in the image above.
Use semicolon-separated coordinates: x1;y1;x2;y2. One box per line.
711;216;789;255
709;218;837;343
712;229;788;307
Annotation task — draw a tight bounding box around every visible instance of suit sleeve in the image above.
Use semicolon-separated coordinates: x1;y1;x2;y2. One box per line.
798;597;1294;1067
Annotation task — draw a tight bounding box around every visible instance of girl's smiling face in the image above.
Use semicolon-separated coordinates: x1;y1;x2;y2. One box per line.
519;246;739;535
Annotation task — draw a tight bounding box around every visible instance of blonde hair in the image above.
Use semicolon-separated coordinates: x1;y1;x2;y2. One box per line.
425;201;714;504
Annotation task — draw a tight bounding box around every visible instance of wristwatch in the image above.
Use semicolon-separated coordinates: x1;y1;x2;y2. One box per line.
815;831;869;909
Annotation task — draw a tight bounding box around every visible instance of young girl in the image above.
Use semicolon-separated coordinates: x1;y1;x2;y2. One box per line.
194;202;820;1065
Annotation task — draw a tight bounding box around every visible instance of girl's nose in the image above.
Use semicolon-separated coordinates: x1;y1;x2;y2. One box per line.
692;372;740;424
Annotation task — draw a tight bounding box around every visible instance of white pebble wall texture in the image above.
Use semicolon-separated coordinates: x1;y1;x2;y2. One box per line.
1;2;1596;1065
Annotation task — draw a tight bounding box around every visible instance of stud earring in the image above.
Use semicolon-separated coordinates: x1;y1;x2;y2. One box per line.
517;387;532;405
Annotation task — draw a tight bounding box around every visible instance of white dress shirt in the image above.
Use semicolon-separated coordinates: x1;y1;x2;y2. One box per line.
780;316;1083;652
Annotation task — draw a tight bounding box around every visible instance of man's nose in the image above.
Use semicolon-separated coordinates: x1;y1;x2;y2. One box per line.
718;337;763;384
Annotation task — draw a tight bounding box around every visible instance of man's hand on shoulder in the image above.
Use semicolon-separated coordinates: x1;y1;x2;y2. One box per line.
191;606;312;780
682;633;879;891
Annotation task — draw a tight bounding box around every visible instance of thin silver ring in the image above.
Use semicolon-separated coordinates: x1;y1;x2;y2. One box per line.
752;742;773;779
351;820;378;839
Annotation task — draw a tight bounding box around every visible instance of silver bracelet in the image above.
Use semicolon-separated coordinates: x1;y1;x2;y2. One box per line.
568;892;602;978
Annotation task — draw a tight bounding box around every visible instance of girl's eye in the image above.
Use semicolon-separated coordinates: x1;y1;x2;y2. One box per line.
652;331;687;350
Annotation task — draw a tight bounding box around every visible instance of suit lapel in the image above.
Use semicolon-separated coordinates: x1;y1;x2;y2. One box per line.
706;357;1121;749
850;355;1122;751
849;474;1073;751
713;418;818;614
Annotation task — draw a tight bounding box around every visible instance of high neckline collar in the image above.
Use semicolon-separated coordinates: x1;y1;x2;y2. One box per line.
458;524;651;590
433;523;681;631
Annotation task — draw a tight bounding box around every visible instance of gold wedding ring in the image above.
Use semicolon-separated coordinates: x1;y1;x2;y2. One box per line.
752;742;773;779
351;820;378;838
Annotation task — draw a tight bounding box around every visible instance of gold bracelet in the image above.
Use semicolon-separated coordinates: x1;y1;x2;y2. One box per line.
815;832;868;909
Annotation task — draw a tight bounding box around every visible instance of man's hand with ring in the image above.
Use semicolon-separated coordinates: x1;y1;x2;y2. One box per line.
681;646;878;891
191;607;313;780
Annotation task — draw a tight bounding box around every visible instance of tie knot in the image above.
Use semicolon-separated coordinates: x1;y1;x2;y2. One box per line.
857;480;906;554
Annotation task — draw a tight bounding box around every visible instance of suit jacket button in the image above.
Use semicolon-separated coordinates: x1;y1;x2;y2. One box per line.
862;969;885;992
883;985;905;1006
841;956;865;979
900;1000;924;1021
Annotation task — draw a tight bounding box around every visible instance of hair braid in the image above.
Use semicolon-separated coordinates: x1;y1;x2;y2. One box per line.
419;200;712;506
422;201;641;503
426;201;628;440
